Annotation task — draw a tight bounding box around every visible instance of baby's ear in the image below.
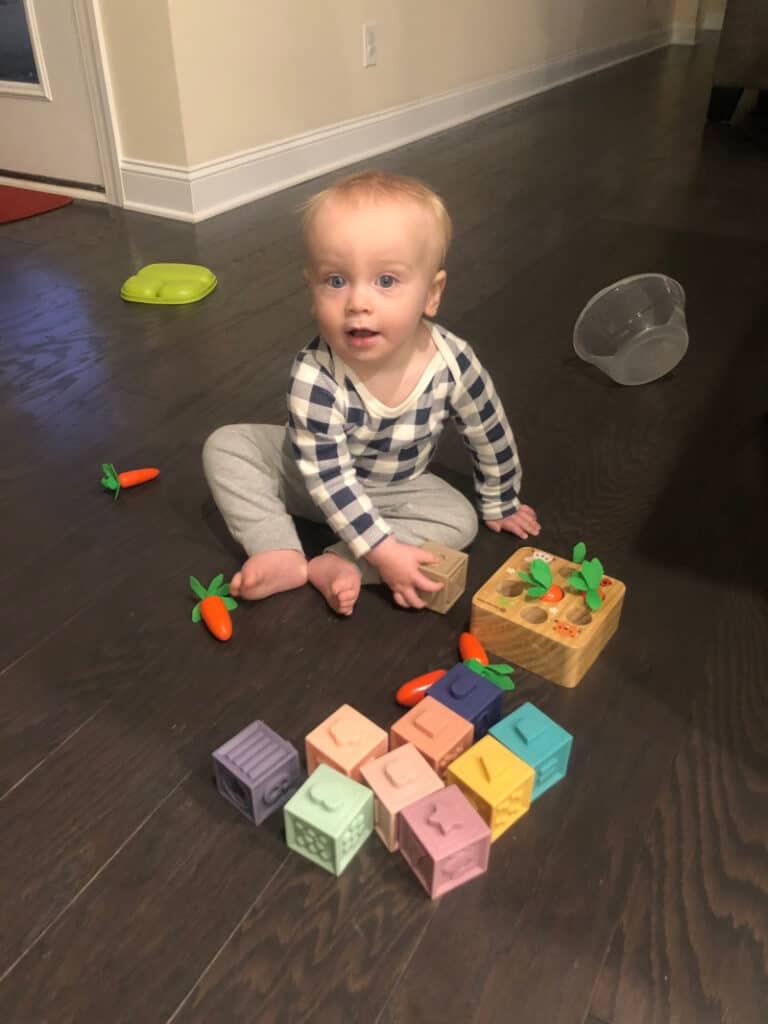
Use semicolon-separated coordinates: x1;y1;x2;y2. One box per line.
425;269;447;316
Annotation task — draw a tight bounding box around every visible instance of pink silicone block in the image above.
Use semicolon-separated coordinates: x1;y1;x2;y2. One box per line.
360;743;444;852
305;704;388;782
397;784;491;898
390;697;474;779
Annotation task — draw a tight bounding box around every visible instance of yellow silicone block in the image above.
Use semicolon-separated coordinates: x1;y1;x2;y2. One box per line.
445;735;535;842
305;704;388;782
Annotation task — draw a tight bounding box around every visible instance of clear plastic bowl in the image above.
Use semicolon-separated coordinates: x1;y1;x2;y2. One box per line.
573;273;688;385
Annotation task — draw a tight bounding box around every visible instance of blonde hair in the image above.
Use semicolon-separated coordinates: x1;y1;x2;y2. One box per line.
301;169;453;268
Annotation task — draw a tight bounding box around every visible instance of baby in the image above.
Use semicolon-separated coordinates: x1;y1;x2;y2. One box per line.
203;170;540;616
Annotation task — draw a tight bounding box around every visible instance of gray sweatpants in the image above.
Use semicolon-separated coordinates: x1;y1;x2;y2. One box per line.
202;424;478;584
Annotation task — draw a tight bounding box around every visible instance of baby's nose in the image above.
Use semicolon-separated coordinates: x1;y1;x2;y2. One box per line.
346;283;372;313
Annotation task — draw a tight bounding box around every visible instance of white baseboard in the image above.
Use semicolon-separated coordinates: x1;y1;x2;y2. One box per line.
122;27;678;223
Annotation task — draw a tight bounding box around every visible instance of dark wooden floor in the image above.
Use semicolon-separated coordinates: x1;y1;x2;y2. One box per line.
1;35;767;1024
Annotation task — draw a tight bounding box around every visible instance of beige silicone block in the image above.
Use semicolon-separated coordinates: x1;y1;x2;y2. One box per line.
305;704;388;782
360;743;444;852
469;546;626;688
419;542;468;613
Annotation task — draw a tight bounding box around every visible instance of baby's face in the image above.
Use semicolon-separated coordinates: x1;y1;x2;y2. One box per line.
304;196;446;372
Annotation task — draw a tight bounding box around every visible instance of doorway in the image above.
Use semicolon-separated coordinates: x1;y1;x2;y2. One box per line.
0;0;121;202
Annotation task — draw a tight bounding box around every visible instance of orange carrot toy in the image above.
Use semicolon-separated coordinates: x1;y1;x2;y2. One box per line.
100;462;160;500
396;669;447;708
190;574;237;641
458;632;489;665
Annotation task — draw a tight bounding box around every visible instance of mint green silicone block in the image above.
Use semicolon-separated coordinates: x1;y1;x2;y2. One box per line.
283;763;373;876
120;263;217;304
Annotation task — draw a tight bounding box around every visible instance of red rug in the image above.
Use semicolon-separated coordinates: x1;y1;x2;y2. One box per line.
0;184;73;224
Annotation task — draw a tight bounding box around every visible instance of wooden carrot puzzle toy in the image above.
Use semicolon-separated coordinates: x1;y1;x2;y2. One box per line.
470;543;626;688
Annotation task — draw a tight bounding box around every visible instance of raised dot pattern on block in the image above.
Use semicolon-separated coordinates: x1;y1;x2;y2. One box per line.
340;811;369;855
293;821;332;863
494;792;527;830
437;741;468;776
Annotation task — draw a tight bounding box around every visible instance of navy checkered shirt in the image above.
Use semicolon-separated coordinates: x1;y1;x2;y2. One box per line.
287;322;522;557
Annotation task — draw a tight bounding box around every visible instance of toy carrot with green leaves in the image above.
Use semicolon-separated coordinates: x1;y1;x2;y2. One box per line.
395;631;514;706
100;462;160;500
567;557;605;610
190;574;237;641
463;659;516;690
518;558;564;603
458;632;489;665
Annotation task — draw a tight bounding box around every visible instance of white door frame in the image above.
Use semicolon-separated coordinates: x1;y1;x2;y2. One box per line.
74;0;123;205
0;0;123;206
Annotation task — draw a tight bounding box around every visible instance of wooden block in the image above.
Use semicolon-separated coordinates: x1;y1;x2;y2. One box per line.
469;546;626;688
419;542;468;613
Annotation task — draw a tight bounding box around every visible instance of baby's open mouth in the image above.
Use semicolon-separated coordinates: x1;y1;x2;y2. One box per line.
347;328;378;338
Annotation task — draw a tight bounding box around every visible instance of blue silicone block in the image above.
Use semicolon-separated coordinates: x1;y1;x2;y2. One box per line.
428;663;503;739
489;703;572;800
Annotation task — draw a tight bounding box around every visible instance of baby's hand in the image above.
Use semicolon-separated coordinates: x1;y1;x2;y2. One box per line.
365;536;443;609
485;504;541;539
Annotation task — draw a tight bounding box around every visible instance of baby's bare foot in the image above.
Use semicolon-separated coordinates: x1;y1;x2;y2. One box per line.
307;552;362;616
230;549;308;601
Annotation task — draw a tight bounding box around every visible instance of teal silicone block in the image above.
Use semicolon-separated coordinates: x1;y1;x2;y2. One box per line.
284;763;373;875
489;703;572;801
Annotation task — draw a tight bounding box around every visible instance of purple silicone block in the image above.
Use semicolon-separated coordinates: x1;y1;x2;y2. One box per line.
212;720;302;824
427;663;503;739
397;784;491;898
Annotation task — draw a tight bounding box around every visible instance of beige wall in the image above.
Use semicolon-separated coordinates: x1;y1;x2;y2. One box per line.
674;0;701;31
98;0;187;165
698;0;726;29
100;0;681;168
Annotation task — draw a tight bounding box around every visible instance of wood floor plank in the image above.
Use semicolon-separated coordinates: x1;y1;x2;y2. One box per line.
0;775;289;1022
589;585;768;1024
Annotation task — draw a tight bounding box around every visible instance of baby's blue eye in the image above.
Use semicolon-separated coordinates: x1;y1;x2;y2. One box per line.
377;274;396;288
327;274;345;288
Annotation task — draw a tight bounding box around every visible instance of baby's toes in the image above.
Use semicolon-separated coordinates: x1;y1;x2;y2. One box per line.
333;586;356;616
229;571;243;597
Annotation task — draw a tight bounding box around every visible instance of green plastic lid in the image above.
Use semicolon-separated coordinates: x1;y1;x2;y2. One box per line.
120;263;217;305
